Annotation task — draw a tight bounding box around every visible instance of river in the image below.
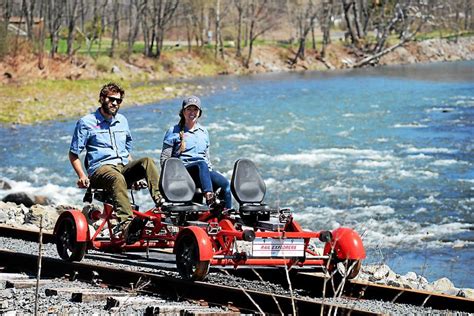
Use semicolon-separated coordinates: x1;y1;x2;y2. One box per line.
1;61;473;288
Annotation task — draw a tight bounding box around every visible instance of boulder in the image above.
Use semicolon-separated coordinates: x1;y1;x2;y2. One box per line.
25;205;60;231
373;264;394;280
432;277;455;293
111;65;121;74
0;201;28;225
2;192;35;207
459;288;474;299
0;209;7;223
33;195;52;206
0;179;12;190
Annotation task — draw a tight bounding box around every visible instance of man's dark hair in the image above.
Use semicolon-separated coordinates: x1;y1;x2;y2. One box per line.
99;82;125;102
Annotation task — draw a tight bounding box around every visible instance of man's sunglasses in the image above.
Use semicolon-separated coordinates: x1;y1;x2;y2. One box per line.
106;96;123;104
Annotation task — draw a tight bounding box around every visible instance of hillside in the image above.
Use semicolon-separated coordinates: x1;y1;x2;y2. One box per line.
1;37;473;124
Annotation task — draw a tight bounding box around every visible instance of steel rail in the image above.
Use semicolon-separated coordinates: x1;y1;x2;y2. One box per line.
1;225;472;313
0;249;375;315
229;269;474;313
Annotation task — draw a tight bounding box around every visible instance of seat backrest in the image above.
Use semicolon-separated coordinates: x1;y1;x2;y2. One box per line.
231;159;266;204
160;158;196;203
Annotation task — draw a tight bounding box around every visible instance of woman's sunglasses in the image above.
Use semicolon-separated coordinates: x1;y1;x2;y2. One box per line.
107;96;123;104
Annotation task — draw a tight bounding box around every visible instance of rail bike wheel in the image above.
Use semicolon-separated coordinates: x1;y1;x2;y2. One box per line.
56;216;87;262
175;234;210;281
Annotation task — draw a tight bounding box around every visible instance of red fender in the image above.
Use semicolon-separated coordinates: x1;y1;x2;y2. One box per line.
54;210;89;242
324;227;366;260
175;226;213;261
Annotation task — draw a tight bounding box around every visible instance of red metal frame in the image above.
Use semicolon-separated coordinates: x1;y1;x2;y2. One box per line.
55;198;366;275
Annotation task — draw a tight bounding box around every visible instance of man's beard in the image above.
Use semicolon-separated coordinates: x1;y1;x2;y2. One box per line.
101;102;118;116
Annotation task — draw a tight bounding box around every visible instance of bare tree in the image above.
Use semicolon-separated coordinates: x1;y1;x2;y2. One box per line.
289;0;320;65
21;0;35;40
0;0;13;57
37;0;46;69
152;0;180;58
96;0;109;56
65;0;79;56
341;0;359;45
46;0;66;58
319;0;334;58
244;0;278;68
354;1;431;67
127;0;146;56
234;0;246;57
214;0;223;58
464;0;472;30
109;0;120;57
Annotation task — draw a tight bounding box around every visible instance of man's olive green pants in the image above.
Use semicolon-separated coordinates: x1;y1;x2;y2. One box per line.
89;157;161;222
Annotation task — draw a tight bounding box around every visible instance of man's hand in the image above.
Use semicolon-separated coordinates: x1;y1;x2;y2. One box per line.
131;179;147;190
77;177;90;188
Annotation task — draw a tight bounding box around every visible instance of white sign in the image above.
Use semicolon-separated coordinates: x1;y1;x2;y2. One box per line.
252;238;305;257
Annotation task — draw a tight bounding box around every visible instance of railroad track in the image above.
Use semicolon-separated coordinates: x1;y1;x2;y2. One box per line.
0;249;374;315
1;225;473;314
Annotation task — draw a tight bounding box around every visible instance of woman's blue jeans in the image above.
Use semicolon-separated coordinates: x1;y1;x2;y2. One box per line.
185;160;232;209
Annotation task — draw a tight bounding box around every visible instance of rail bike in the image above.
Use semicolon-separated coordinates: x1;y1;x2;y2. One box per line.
54;158;366;281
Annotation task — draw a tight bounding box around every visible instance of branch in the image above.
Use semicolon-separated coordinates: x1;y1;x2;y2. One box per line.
353;19;425;68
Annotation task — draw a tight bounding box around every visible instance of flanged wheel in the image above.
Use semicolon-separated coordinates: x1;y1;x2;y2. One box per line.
56;217;86;262
175;234;210;281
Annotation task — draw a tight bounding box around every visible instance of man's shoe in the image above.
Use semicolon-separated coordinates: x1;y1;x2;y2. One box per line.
122;217;145;245
153;196;165;208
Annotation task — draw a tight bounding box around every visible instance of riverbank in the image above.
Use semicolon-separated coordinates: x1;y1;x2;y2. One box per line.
1;36;473;125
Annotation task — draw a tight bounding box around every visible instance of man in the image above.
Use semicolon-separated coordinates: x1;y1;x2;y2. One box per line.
69;82;161;243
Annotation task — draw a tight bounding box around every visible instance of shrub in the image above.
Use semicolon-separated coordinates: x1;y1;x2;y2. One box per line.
95;55;112;72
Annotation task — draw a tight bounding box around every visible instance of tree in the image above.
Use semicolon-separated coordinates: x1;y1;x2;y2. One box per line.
341;0;359;45
127;0;146;56
354;1;431;67
46;0;66;58
65;0;79;56
21;0;35;41
234;0;246;57
319;0;334;58
244;0;278;68
151;0;180;58
288;0;320;65
109;0;120;57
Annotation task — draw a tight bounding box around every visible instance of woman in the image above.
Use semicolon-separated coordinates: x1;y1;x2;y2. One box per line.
160;96;232;209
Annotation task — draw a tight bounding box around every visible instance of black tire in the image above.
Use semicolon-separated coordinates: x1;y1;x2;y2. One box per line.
175;234;210;281
56;217;87;262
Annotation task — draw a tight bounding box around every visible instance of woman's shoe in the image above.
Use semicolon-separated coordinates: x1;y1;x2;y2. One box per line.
205;192;216;206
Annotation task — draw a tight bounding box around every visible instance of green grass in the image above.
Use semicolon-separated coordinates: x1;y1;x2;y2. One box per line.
0;79;197;125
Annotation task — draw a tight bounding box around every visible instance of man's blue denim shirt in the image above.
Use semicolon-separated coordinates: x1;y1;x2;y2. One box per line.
70;109;132;176
163;123;211;167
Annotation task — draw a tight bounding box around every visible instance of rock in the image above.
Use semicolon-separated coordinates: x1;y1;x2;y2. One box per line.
111;65;121;74
163;86;174;92
0;209;7;223
404;271;418;281
373;264;393;280
459;288;474;299
34;195;52;206
432;277;455;293
2;192;35;207
0;179;12;190
25;205;60;231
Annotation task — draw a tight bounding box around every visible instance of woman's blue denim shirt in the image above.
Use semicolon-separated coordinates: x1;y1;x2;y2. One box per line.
163;123;211;167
